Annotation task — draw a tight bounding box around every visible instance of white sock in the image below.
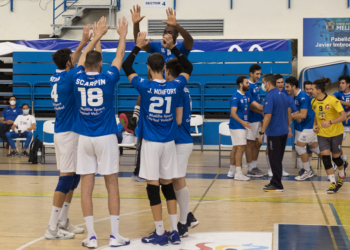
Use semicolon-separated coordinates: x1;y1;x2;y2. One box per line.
155;220;165;235
328;175;336;183
229;165;236;172
133;105;140;122
175;187;190;225
303;161;311;171
169;214;178;232
309;157;312;167
236;166;242;174
58;202;70;224
84;216;96;239
252;160;257;168
110;215;119;237
49;206;61;228
297;158;303;170
247;163;253;171
339;168;345;178
266;155;271;168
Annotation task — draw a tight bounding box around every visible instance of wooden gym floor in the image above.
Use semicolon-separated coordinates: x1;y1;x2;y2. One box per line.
1;146;350;250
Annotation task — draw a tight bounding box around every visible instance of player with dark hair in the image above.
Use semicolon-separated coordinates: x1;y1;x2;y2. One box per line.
312;77;347;193
246;64;265;177
304;81;313;96
285;76;320;180
122;32;193;246
334;75;350;141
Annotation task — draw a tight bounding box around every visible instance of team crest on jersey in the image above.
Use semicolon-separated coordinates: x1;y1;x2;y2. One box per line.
295;100;299;105
247;97;250;102
318;112;326;120
325;104;329;110
244;108;247;113
240;99;244;103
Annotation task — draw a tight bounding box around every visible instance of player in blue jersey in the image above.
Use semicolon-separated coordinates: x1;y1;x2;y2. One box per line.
285;76;321;180
73;17;130;248
131;5;193;63
45;25;93;240
246;64;266;178
227;76;263;181
122;32;193;246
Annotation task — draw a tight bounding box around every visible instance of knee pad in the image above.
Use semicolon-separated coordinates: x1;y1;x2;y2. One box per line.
161;183;176;201
310;146;320;155
71;174;81;190
146;184;161;206
55;176;74;194
322;155;333;170
333;156;344;167
295;145;307;156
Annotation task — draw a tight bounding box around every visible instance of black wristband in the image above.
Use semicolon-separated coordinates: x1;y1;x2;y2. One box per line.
171;46;182;57
170;46;193;75
132;46;141;56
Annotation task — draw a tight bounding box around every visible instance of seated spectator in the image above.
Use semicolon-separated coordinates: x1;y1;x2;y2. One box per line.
0;96;22;148
6;103;36;157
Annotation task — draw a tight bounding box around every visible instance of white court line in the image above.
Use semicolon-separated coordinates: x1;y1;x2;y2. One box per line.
16;189;350;249
273;224;279;250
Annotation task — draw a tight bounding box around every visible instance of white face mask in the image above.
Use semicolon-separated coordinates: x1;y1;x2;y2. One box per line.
261;83;267;92
10;100;16;106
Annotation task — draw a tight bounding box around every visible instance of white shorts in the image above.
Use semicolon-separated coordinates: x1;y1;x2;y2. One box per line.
54;132;78;173
295;129;318;145
246;122;261;140
343;127;350;140
176;143;193;178
76;134;119;175
140;139;178;180
230;129;247;146
264;133;267;144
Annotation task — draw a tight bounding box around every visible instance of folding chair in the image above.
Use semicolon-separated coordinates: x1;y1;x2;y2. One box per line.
42;120;55;163
8;130;34;155
190;115;204;152
218;122;232;167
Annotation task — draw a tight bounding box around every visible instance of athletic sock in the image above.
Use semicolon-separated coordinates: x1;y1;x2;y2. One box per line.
309;157;312;167
252;160;257;169
229;165;236;172
266;155;271;168
49;206;62;229
303;161;311;171
155;220;165;235
297;158;303;170
169;214;178;232
339;168;345;178
110;215;120;237
236;166;242;174
175;187;190;225
133;105;140;122
84;216;96;239
247;163;253;171
58;202;70;224
328;175;336;183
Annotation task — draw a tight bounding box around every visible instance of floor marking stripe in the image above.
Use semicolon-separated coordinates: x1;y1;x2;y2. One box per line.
328;203;350;248
273;224;279;250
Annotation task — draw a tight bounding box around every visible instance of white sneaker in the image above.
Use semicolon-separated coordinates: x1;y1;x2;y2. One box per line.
109;234;130;247
82;236;98;249
234;173;250;181
45;225;75;240
268;168;273;177
295;170;314;181
282;169;289;177
227;169;235;178
59;218;84;234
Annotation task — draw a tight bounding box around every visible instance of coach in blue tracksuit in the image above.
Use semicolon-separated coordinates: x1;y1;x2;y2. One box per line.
258;74;290;192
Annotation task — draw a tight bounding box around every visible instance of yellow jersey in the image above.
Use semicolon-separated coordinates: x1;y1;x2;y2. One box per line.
311;94;344;137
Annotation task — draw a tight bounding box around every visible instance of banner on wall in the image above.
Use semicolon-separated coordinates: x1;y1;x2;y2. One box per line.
304;18;350;56
13;39;290;53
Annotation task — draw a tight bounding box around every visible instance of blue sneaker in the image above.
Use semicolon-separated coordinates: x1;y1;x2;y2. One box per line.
168;230;181;244
141;231;168;246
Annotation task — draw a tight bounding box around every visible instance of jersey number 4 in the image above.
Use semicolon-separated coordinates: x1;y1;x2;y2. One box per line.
149;96;171;114
78;87;103;107
51;84;58;102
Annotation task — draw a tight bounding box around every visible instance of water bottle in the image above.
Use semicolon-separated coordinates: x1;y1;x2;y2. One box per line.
344;153;348;162
37;148;42;164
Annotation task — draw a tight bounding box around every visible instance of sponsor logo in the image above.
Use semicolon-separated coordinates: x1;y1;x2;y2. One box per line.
295;100;299;105
107;71;114;75
325;104;329;110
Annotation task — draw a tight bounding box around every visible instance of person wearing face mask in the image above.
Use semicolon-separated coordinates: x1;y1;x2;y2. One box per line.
0;96;22;148
6;103;36;157
258;74;290;192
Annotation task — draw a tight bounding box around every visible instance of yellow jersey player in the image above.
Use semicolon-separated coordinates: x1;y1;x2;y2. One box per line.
311;78;347;194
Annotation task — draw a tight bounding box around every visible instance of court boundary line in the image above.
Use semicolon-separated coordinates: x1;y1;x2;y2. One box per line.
273;224;279;250
329;203;350;248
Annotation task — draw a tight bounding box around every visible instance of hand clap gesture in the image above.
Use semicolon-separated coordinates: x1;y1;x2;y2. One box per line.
130;5;145;24
136;32;151;49
162;7;177;27
161;34;175;50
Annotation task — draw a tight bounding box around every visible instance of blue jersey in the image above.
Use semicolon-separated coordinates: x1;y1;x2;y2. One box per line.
1;107;22;121
229;91;251;130
334;90;350;126
247;81;263;123
175;87;193;144
264;88;289;136
294;90;314;131
149;42;190;63
132;76;187;142
50;69;77;133
73;65;120;137
281;88;298;113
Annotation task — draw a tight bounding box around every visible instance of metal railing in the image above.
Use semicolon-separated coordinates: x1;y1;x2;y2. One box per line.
53;0;78;27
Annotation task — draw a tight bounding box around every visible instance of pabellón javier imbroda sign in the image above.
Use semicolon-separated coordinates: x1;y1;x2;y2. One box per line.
304;18;350;56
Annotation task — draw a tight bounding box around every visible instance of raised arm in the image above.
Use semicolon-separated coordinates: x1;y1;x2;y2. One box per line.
161;34;193;82
78;16;109;67
71;24;93;66
131;5;150;52
112;17;128;71
162;8;193;51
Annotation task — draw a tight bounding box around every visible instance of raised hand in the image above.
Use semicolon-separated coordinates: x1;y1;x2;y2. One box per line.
136;32;151;48
116;17;128;37
130;5;145;24
162;7;177;27
95;16;110;38
82;24;92;42
161;34;175;49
